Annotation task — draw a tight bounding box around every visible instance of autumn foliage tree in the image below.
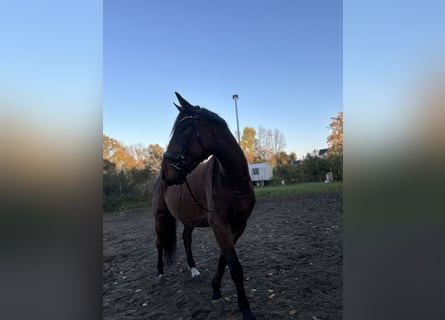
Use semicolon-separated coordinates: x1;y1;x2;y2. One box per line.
327;112;343;155
326;112;343;180
240;127;256;164
103;135;165;210
275;151;296;166
103;135;136;170
238;126;287;167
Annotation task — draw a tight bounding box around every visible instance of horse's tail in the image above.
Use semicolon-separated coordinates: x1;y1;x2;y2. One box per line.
161;210;177;265
153;175;177;265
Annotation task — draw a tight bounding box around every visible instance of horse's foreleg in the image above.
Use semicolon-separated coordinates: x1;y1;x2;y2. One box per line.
211;253;227;301
211;224;256;320
227;248;256;320
182;225;201;278
232;221;247;245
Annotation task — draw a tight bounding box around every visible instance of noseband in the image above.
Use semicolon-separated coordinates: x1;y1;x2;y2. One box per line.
163;113;208;175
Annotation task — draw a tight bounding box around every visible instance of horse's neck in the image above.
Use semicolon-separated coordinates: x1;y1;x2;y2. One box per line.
213;130;250;186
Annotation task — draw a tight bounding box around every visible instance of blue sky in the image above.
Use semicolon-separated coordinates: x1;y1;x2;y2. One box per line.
344;0;445;156
1;1;102;141
103;0;343;158
3;0;442;161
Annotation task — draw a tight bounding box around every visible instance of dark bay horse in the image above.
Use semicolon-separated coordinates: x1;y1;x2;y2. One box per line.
153;92;256;320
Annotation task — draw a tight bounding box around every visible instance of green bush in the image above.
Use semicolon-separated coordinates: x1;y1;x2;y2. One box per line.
272;153;342;185
327;154;343;180
103;160;158;211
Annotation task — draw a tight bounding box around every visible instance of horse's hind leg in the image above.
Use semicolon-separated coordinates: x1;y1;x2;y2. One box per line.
154;207;177;279
155;234;164;279
182;225;201;278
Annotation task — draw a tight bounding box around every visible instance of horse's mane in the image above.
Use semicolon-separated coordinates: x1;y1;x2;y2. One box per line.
171;106;228;135
196;107;228;127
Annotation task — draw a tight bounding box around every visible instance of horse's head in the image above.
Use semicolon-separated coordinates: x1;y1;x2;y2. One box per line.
161;92;211;186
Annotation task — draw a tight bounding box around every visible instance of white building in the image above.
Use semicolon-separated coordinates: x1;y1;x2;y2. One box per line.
248;163;273;186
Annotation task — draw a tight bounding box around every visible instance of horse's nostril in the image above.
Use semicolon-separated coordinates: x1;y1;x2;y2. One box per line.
161;172;166;182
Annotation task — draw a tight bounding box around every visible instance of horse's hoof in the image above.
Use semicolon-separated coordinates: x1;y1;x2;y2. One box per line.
190;267;202;279
155;274;164;283
242;309;256;320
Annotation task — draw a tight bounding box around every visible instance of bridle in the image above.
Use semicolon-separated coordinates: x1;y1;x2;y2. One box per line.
162;109;248;213
163;112;208;178
162;111;215;212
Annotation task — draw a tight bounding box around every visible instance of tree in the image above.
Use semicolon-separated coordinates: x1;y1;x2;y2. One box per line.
103;159;118;198
144;144;164;175
103;135;118;160
240;127;256;164
327;153;343;181
302;153;328;182
272;128;286;157
273;163;299;184
275;151;296;166
254;126;272;163
271;128;286;167
103;135;136;171
327;112;343;155
127;144;146;169
102;139;165;210
253;127;286;167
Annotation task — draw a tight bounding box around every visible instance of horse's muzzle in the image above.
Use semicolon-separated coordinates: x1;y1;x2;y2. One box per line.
161;168;186;186
162;176;185;186
163;152;186;171
162;152;188;185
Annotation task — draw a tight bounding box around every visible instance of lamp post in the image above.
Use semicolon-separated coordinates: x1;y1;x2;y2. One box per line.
232;94;240;144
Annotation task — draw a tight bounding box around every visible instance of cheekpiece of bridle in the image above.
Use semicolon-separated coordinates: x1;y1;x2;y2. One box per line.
163;111;207;176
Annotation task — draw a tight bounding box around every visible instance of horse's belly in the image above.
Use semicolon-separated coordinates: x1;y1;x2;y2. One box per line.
187;218;210;228
164;186;210;227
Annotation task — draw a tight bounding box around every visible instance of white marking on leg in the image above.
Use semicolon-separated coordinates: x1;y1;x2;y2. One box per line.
156;273;164;283
191;267;201;278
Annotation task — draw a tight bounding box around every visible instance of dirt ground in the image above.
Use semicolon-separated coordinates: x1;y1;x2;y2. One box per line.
103;190;342;320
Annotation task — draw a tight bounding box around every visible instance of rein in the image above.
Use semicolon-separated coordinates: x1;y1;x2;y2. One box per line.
185;177;216;212
184;161;252;213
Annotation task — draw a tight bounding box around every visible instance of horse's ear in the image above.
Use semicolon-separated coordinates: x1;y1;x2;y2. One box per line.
175;92;194;111
173;102;184;112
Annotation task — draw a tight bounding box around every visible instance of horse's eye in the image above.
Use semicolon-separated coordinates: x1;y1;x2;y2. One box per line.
176;125;189;135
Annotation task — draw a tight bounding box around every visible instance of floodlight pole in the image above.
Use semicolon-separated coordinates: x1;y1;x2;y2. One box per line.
232;94;240;144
